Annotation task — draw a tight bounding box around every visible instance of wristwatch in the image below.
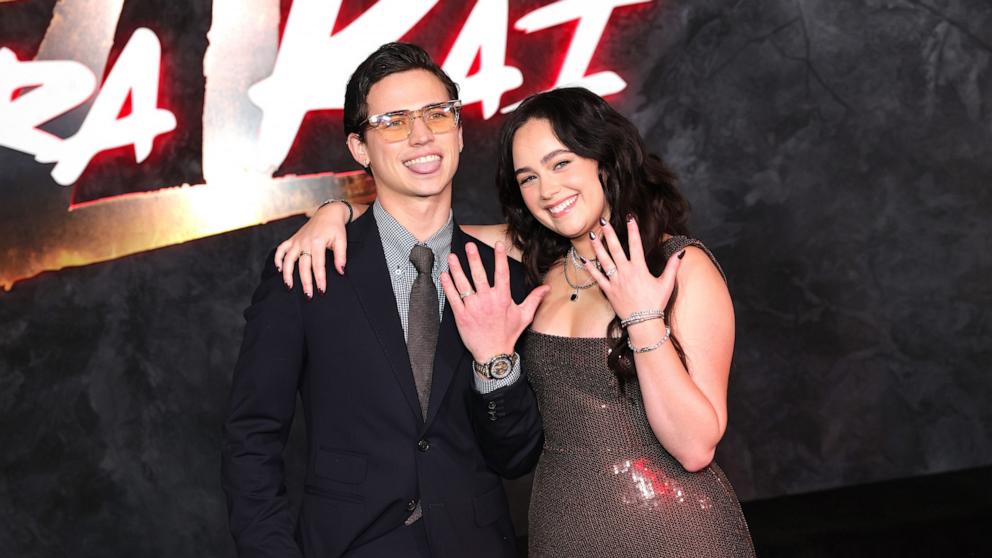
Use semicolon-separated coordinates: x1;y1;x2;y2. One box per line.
473;353;518;380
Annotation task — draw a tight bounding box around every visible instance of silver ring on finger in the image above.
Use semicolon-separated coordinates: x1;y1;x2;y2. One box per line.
604;266;618;278
299;251;311;258
459;290;476;300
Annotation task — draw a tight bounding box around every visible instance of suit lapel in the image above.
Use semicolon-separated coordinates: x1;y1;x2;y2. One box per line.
424;225;471;427
346;212;423;423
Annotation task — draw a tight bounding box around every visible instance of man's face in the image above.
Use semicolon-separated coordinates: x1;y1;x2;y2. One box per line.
348;69;463;206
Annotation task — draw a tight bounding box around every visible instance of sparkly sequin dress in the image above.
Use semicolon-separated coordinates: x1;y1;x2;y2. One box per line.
523;237;755;558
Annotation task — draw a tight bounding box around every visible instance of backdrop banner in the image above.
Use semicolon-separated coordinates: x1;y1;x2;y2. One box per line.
1;1;990;556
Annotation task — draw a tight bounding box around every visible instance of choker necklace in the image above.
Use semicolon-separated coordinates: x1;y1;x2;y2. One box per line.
563;246;597;302
569;246;601;272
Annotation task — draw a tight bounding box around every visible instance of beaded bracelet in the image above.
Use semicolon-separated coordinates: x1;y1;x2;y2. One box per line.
318;198;354;224
620;309;665;329
627;325;671;353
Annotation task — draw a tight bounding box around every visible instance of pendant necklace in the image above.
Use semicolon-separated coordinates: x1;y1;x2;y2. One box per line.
563;246;598;302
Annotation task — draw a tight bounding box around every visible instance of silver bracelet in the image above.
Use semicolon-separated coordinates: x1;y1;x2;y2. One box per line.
620;309;665;329
627;325;671;353
318;198;354;224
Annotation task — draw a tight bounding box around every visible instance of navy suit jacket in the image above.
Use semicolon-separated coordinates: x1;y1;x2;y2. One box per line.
222;210;544;558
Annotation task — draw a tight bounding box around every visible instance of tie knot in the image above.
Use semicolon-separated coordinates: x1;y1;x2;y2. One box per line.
409;244;434;275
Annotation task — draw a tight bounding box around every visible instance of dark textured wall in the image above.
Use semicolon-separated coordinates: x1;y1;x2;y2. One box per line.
2;1;990;556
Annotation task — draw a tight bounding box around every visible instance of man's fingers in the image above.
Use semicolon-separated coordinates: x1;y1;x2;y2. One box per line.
440;272;464;315
464;243;491;292
447;253;476;297
493;242;510;294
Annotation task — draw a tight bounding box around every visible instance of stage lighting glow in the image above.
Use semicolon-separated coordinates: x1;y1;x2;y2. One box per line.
0;0;656;290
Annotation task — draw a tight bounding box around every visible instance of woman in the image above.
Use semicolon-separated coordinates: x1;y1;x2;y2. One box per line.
278;88;754;557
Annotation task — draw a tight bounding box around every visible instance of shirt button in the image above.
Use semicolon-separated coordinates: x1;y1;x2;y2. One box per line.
417;439;431;452
406;499;418;511
394;267;403;276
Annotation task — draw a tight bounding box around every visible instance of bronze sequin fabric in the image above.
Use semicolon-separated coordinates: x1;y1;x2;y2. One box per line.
523;237;755;558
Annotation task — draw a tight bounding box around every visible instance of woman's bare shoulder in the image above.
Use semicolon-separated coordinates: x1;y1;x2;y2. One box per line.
459;224;522;261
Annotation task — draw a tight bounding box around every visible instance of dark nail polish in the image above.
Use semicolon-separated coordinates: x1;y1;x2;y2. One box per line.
626;213;634;222
319;287;326;295
599;217;607;226
589;231;597;240
579;255;588;264
285;283;292;292
678;250;686;259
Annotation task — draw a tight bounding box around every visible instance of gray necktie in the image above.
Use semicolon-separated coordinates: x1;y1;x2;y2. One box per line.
407;244;438;420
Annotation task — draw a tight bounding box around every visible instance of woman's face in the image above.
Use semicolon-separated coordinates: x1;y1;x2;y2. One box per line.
511;118;608;241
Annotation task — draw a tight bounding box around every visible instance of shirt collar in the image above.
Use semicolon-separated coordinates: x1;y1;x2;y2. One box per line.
373;200;454;270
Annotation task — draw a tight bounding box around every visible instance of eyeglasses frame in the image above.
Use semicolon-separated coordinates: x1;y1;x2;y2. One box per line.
363;99;463;141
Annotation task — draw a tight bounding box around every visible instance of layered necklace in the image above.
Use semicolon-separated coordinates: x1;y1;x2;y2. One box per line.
562;246;600;302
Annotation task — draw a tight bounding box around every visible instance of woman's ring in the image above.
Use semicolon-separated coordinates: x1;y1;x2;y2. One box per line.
459;290;476;299
299;251;311;258
604;267;617;278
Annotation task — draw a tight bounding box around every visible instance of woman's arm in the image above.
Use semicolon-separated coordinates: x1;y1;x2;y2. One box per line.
626;247;733;472
584;219;733;472
276;203;519;298
274;201;368;297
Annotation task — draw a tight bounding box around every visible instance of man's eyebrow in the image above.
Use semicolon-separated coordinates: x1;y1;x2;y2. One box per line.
375;100;450;116
515;149;572;175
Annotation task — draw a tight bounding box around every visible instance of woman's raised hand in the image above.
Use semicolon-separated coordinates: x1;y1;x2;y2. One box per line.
583;216;683;321
274;201;354;298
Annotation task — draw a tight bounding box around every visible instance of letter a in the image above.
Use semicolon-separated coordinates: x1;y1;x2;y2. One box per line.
41;28;177;186
442;0;522;119
0;48;96;159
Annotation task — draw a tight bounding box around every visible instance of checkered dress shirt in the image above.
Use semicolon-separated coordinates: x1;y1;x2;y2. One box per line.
372;201;520;393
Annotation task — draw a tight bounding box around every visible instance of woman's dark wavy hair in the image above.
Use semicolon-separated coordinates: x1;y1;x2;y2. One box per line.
495;87;691;384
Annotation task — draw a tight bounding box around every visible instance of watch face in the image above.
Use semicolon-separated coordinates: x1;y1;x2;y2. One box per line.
490;357;512;379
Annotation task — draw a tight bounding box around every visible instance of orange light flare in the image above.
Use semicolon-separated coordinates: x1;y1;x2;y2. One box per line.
1;172;375;291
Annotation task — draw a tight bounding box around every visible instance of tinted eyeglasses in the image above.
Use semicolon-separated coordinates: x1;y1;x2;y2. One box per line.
364;100;463;142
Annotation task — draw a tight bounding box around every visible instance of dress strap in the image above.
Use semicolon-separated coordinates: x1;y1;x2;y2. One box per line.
661;235;727;283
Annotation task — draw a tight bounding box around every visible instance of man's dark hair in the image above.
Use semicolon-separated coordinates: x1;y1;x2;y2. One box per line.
343;42;459;141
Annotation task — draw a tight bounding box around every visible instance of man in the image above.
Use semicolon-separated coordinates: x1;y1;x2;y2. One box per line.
221;43;545;558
